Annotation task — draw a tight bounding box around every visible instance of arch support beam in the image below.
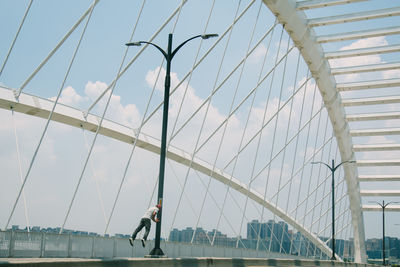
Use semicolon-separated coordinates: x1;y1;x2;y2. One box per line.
261;0;366;263
0;85;334;258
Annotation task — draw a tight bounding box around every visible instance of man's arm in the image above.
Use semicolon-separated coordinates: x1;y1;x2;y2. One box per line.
151;211;159;222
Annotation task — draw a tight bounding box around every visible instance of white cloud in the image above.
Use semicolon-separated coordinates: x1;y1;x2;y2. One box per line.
329;37;389;83
328;36;400;96
359;136;400;161
342;36;388;50
144;67;237;152
330;38;386;69
83;81;141;127
55;86;86;106
382;69;400;79
84;81;108;101
249;44;267;63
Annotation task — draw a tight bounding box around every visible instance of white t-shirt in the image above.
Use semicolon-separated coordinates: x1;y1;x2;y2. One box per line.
142;206;159;220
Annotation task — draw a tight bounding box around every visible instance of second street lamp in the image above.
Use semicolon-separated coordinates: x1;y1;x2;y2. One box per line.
126;33;218;257
311;159;355;260
369;200;400;265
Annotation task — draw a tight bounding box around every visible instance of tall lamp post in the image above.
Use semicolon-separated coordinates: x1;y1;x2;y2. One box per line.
369;200;400;265
126;33;218;256
311;159;355;260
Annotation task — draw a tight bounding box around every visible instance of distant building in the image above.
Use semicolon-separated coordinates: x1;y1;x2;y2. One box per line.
169;227;214;244
246;219;292;253
365;237;400;264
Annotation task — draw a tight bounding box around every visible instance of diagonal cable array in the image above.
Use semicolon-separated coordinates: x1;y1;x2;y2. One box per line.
1;0;367;260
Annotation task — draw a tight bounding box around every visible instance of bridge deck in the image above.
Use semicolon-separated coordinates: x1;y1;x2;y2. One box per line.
0;258;377;267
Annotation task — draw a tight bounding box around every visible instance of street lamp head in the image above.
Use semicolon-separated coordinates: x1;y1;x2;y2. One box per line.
125;42;142;47
201;33;218;39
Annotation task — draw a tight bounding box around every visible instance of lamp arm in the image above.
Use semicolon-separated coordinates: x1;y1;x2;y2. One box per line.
171;35;202;59
138;41;168;59
333;160;354;172
313;161;333;171
369;201;384;208
385;201;400;208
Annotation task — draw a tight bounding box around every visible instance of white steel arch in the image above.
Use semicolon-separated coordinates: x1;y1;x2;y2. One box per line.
0;85;335;258
260;0;366;262
261;0;400;263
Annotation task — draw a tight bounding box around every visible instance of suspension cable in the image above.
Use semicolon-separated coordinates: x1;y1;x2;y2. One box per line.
299;91;326;230
168;0;215;143
5;0;97;232
306;114;331;237
40;1;98;234
218;46;296;173
85;0;188;115
142;0;192;224
10;108;30;232
15;0;99;99
313;135;334;258
167;0;217;241
286;72;310;255
276;51;302;253
0;0;33;78
102;0;153;235
169;21;278;144
82;128;107;225
248;76;313;186
292;82;319;225
169;0;245;243
191;0;263;247
304;115;330;257
288;87;323;255
265;32;292;253
140;0;256;128
234;19;277;248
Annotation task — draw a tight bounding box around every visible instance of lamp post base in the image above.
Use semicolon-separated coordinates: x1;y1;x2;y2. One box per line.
147;247;165;258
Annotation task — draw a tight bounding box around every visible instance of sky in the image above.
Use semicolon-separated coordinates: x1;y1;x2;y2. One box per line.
0;0;399;251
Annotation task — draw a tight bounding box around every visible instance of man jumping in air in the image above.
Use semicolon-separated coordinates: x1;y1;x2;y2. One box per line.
129;204;161;247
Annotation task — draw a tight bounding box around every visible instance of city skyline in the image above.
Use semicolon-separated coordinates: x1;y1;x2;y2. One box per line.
6;219;400;263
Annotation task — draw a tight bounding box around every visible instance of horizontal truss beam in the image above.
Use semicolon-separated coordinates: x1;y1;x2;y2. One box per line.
325;44;400;59
331;62;400;75
353;143;400;151
337;78;400;91
308;7;400;27
362;205;400;212
360;190;400;196
317;26;400;43
359;175;400;181
342;95;400;106
350;128;400;136
346;112;400;121
356;159;400;166
296;0;366;10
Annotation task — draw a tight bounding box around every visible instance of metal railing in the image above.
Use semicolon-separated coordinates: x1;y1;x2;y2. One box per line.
0;231;302;259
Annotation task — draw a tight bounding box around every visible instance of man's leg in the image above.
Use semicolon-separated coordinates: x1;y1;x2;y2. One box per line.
142;219;151;241
141;219;151;247
131;219;145;242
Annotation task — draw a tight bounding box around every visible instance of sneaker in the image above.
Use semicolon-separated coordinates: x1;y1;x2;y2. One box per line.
129;237;134;247
141;238;146;247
